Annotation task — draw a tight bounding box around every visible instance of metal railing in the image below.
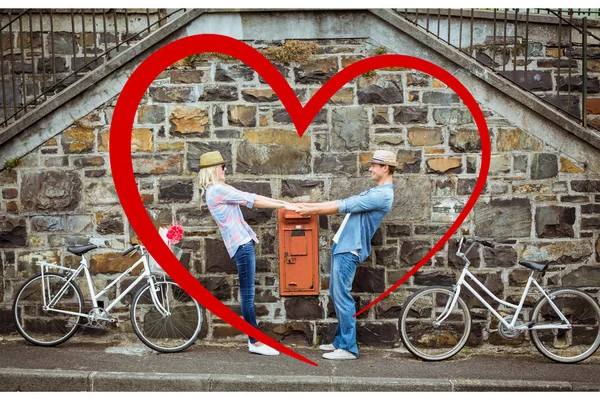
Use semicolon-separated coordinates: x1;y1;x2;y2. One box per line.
397;8;600;129
0;9;185;128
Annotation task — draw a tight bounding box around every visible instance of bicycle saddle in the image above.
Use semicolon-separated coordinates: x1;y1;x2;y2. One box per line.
518;260;549;272
67;244;98;256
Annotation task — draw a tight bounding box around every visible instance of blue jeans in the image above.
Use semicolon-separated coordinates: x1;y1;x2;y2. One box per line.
330;243;360;357
233;241;258;344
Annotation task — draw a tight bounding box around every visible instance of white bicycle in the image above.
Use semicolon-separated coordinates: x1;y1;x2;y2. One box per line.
399;237;600;363
12;242;203;353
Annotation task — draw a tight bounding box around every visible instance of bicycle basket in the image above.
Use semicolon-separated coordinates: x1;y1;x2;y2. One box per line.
148;245;183;275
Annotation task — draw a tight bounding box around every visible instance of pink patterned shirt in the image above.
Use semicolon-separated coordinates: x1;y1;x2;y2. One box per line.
206;183;259;258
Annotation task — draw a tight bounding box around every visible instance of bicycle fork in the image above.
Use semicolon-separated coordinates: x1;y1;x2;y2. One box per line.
148;278;172;317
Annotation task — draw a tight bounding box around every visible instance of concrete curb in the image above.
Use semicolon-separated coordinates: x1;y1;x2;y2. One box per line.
1;368;598;392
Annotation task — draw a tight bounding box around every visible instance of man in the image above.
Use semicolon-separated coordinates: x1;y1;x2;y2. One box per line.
296;150;396;360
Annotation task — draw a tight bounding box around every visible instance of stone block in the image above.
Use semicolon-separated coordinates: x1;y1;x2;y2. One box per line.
149;86;196;103
169;70;207;84
294;57;338;84
520;240;592;264
396;149;421;173
483;246;517;268
351;266;385;293
406;72;429;87
474;198;532;238
215;64;255;82
281;180;324;199
358;80;403;104
31;216;65;232
0;216;27;247
285;297;323;320
400;240;431;267
137;105;165;124
66;216;94;234
61;125;95;153
313;153;357;176
175;207;213;226
571;180;600;193
421;91;459;105
199;277;231;301
496;128;543;151
557;75;600;94
408;128;443;146
205;238;237;274
228;105;257;127
489;154;511;175
90;252;138;274
432;108;473;125
394;106;428;124
535;206;575;238
21;171;82;211
426;157;462;174
236;129;310;175
169;106;209;137
37;57;67;73
560;157;585;173
158;179;194;203
413;270;456;286
356;322;398;347
331;107;369;151
241;89;279;102
83;181;119;205
124;153;179;176
562;266;600;287
95;210;124;235
531;153;558;179
259;321;314;345
499;70;553;91
390;177;432;221
449;129;481;152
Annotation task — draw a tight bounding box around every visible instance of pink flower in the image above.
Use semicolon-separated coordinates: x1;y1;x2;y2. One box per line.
166;224;184;245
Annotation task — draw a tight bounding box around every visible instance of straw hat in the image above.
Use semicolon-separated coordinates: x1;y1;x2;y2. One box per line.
369;150;398;167
198;151;226;169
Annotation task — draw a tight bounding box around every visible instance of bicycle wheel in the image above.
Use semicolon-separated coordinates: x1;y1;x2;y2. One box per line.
130;279;202;353
530;288;600;363
399;286;472;361
13;273;84;346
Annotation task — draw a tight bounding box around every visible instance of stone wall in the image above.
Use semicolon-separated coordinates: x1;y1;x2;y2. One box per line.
1;36;599;350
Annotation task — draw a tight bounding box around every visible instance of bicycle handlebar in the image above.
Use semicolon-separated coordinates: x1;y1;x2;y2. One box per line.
465;237;494;248
121;245;139;256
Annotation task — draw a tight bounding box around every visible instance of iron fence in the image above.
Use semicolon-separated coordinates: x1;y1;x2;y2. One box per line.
397;8;600;129
0;9;185;128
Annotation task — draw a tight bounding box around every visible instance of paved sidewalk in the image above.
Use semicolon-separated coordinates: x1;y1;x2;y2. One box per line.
1;334;599;391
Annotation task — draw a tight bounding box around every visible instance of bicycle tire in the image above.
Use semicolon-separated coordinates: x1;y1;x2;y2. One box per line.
399;286;472;361
530;288;600;363
130;279;202;353
13;273;84;346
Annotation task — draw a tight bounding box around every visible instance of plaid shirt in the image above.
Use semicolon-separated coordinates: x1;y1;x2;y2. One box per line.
206;183;259;258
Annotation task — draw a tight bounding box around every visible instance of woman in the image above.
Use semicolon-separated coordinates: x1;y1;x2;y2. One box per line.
198;151;295;356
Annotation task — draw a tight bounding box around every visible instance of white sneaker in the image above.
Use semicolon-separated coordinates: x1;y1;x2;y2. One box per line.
248;341;280;356
322;349;357;360
319;343;336;351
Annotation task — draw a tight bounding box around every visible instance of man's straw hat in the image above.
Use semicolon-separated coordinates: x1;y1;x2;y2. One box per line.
369;150;398;167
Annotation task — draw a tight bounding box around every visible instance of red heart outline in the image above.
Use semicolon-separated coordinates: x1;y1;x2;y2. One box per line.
110;34;490;366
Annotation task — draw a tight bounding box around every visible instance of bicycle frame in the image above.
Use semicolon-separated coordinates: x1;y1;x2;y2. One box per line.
436;240;572;332
37;246;170;322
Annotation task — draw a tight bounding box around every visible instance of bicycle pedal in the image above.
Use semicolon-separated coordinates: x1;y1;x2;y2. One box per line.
484;328;498;333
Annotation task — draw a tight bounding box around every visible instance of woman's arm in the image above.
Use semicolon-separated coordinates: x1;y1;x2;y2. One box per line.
253;195;297;210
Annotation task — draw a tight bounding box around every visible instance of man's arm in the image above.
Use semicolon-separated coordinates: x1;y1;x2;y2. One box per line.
296;201;339;216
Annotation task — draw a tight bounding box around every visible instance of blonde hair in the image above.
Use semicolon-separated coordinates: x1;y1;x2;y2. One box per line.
198;165;224;198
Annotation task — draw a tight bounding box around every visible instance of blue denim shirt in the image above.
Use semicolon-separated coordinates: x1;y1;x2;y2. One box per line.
334;184;394;263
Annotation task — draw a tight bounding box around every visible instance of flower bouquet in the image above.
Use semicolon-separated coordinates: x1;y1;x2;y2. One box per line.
148;223;184;275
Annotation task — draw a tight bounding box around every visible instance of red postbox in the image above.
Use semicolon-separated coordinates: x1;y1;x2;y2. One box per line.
277;209;319;296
